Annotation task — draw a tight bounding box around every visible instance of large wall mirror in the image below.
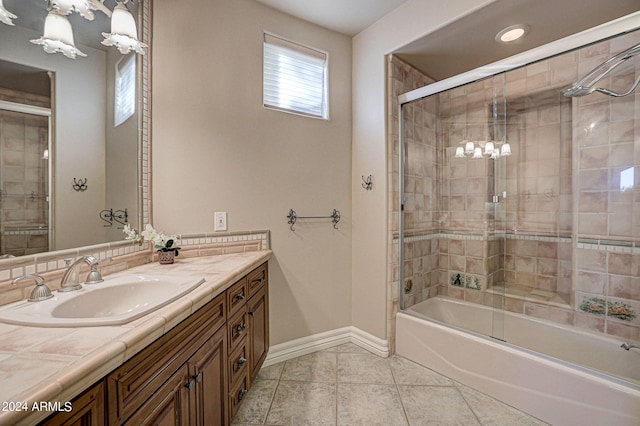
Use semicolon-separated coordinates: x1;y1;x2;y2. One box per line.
0;0;149;258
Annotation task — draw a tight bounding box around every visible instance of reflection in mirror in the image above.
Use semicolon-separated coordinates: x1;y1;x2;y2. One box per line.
0;0;144;257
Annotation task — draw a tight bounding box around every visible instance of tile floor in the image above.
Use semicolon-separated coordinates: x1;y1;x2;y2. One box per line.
232;343;547;425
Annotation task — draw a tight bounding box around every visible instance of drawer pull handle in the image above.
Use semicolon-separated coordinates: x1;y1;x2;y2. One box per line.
238;389;248;401
237;356;247;368
235;323;246;335
235;293;245;301
185;379;195;391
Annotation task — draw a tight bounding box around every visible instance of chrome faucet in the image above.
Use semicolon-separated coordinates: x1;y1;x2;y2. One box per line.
59;256;110;292
13;274;53;302
621;342;640;351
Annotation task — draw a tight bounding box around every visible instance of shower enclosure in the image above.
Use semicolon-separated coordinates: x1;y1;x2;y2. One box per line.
396;24;639;386
0;103;51;256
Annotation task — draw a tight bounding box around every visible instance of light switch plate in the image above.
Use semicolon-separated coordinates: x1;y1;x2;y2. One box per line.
214;212;227;231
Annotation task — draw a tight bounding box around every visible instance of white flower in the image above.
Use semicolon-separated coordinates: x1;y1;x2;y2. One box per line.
122;224;137;240
140;224;176;249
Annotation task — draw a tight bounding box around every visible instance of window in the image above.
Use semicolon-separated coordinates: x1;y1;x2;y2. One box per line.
263;33;328;119
114;54;136;126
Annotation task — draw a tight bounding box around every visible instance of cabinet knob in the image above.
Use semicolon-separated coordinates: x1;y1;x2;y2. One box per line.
185;379;195;391
193;372;203;383
235;292;245;301
235;323;246;335
238;389;248;401
237;356;247;368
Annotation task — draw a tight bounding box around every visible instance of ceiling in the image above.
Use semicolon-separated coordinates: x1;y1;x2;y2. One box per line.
257;0;640;81
255;0;409;36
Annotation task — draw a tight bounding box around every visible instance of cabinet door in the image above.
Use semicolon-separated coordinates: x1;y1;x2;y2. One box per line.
40;381;105;426
248;283;269;382
187;326;228;426
123;365;191;426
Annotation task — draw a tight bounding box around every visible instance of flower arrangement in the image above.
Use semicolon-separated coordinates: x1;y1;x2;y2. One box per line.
123;224;181;257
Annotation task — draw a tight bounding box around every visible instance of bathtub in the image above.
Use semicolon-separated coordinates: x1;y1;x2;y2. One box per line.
396;296;640;426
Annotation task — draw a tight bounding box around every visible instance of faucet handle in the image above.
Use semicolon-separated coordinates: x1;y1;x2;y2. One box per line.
13;274;54;302
84;258;111;284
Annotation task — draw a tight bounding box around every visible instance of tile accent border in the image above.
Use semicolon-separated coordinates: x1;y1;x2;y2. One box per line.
0;230;270;306
263;326;390;366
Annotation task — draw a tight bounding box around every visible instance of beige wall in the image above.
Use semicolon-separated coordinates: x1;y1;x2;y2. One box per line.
352;0;496;342
152;0;353;345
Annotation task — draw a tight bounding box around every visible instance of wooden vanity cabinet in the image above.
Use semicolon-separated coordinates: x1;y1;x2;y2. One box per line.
40;381;105;426
40;262;268;426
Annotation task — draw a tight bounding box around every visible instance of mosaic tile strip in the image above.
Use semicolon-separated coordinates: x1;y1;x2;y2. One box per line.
579;296;606;316
3;229;49;236
450;273;482;291
607;300;637;322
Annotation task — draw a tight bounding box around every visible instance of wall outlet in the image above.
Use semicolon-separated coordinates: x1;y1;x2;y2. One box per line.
214;212;227;231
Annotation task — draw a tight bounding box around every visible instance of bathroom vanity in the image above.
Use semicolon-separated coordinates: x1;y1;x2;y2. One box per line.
0;251;270;426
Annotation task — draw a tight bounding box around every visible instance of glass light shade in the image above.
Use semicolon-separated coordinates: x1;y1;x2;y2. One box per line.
500;143;512;156
102;3;147;55
472;147;483;159
484;141;494;155
490;149;499;159
455;147;465;158
30;11;87;59
464;141;475;154
51;0;96;21
0;0;17;26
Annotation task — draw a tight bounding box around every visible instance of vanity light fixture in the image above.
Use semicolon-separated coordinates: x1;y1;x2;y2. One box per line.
455;140;512;160
30;10;87;59
24;0;145;59
102;1;147;55
495;24;529;43
0;0;17;26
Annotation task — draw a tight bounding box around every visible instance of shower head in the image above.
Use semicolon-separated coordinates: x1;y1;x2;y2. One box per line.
563;42;640;98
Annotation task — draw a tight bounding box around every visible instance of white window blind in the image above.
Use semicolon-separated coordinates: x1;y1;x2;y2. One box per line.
115;54;136;127
263;33;328;119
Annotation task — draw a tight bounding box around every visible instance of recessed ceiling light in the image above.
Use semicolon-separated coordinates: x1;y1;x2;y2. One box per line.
495;24;529;43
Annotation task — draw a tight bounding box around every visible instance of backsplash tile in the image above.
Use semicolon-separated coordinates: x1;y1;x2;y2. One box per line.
0;230;270;306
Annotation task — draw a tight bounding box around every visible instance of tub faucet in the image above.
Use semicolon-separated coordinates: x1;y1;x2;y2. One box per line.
621;342;640;351
59;256;110;292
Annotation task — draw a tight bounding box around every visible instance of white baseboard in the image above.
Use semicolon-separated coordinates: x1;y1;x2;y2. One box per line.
263;326;389;367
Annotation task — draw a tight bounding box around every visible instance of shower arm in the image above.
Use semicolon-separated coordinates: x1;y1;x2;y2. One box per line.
563;42;640;97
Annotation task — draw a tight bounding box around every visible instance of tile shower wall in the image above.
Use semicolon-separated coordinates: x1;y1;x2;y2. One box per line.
390;29;640;344
572;31;640;341
387;55;436;349
0;89;50;257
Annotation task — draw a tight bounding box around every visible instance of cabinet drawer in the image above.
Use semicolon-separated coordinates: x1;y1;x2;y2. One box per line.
247;263;268;299
226;277;248;317
227;309;249;352
228;374;249;422
107;293;225;424
228;338;249;387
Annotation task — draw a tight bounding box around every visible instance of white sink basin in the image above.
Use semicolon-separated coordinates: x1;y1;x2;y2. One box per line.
0;274;205;327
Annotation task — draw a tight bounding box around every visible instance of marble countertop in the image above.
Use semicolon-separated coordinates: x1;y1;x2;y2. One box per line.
0;250;271;426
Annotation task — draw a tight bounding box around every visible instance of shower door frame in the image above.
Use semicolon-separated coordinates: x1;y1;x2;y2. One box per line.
397;11;640;310
0;100;52;255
